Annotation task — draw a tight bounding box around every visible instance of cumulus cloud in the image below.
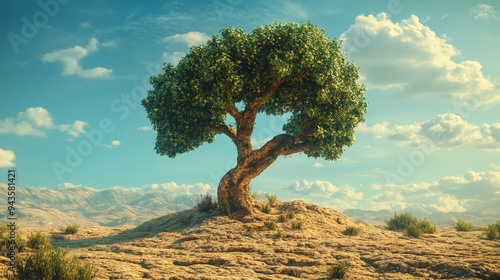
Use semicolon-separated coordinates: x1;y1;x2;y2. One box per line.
0;107;87;139
137;126;152;131
141;182;214;196
42;38;113;78
471;3;500;20
367;170;500;212
287;180;363;211
311;162;323;167
162;31;210;47
161;51;186;66
0;148;16;167
340;13;499;106
358;113;500;150
104;140;121;148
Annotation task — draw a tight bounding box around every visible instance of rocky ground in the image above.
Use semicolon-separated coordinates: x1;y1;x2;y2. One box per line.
1;200;499;279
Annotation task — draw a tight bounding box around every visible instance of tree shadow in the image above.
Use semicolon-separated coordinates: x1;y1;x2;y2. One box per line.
52;208;220;249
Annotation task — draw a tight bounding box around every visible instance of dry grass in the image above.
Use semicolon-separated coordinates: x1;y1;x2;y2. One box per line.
0;201;498;279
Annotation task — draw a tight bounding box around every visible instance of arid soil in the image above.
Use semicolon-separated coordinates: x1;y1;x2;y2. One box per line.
1;200;499;279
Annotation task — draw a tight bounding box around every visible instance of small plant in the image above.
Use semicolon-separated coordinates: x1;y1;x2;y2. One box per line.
417;219;437;234
406;224;423;238
265;193;278;206
248;185;258;199
278;214;287;223
342;226;361;236
196;193;218;212
291;220;303;230
0;224;25;256
64;224;80;235
264;221;277;230
386;211;418;231
484;222;500;240
12;246;95;280
455;220;473;232
285;210;295;220
261;203;272;214
275;230;284;239
27;232;52;250
327;260;349;279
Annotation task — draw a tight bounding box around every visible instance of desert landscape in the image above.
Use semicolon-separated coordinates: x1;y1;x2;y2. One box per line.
2;200;499;279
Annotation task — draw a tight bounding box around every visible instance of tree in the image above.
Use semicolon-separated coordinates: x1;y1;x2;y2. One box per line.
142;22;366;220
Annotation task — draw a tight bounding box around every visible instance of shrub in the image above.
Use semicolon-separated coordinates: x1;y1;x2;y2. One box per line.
417;219;437;234
327;260;349;279
291;220;303;230
285;210;295;220
265;193;278;206
275;230;283;239
27;232;52;250
342;226;361;236
484;223;500;240
12;247;95;280
455;220;473;232
386;212;418;231
0;224;25;256
196;193;218;212
261;203;272;214
406;224;423;238
264;221;277;230
278;214;287;223
64;224;80;235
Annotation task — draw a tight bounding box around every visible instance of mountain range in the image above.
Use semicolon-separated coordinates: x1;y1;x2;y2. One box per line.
0;184;497;228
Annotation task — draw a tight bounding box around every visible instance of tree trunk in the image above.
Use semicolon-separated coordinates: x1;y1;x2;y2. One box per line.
217;167;253;221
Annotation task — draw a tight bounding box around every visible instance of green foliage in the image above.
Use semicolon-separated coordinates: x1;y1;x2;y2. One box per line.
275;230;284;239
142;22;366;160
64;224;80;235
484;221;500;240
386;212;418;231
386;212;437;238
27;232;52;250
264;221;277;230
327;260;349;279
196;193;218;212
0;224;25;256
261;203;272;214
278;214;287;223
455;220;473;232
265;193;278;206
12;247;95;280
342;226;361;236
291;220;303;230
285;211;295;220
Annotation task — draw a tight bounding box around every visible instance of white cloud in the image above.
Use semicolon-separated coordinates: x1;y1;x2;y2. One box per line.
311;162;323;168
161;51;185;66
0;107;87;139
340;13;499;106
471;3;500;20
137;126;152;131
79;21;92;29
104;140;121;148
42;38;112;78
359;113;500;150
162;31;210;47
0;148;16;167
142;182;214;196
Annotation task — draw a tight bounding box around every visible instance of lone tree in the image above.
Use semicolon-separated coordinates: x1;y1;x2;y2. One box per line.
142;22;366;220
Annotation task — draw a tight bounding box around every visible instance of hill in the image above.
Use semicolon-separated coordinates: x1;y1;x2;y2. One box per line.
3;200;498;279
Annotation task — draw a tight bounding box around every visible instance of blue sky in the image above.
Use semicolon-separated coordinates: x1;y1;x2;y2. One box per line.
1;0;499;213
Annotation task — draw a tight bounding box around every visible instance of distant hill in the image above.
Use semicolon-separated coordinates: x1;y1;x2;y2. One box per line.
0;184;197;228
344;199;500;227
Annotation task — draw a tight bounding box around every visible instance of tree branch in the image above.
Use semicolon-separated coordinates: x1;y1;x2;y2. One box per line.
212;124;237;143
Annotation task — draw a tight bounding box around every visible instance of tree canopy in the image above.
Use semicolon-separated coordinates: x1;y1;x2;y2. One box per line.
142;22;366;219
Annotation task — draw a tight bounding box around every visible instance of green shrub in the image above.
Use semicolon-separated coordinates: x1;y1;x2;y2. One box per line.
386;211;418;231
27;232;52;250
417;219;437;234
196;193;218;212
265;193;278;206
327;260;349;279
484;223;500;240
275;230;283;239
278;214;287;223
455;220;473;232
406;224;423;238
0;224;25;256
291;220;303;230
285;210;295;220
264;221;277;230
64;224;80;235
342;226;361;236
261;203;272;214
11;247;95;280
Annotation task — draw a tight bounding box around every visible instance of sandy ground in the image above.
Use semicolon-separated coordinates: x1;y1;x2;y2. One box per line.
1;200;499;279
